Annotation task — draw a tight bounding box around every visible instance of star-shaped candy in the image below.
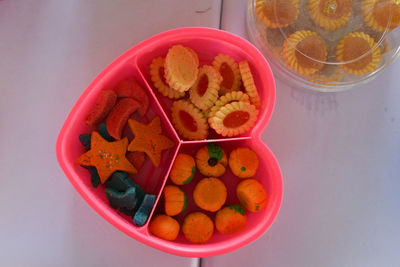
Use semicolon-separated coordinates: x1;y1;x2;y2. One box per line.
76;131;137;184
127;116;175;167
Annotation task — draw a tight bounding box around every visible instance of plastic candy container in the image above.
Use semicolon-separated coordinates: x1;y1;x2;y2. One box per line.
56;28;283;257
247;0;400;91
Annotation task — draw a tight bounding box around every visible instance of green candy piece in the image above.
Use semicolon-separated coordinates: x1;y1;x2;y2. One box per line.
105;187;137;210
98;123;114;142
128;180;145;207
133;194;156;226
79;133;91;150
81;165;100;188
105;171;145;207
105;171;130;191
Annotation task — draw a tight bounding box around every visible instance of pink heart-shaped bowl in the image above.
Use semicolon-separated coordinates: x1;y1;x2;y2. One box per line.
56;27;283;257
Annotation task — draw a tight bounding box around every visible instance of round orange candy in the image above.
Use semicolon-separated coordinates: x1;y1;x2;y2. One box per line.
215;205;247;234
149;214;180;241
182;212;214;244
193;177;227;212
236;179;267;212
229;147;259;178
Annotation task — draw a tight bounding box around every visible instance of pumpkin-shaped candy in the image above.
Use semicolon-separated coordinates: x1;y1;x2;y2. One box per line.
215;205;247;234
236;179;267;212
170;153;196;185
229;147;259;178
195;143;227;177
163;185;187;216
149;214;180;241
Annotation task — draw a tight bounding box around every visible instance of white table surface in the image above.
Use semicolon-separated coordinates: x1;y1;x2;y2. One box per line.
1;1;400;267
0;0;220;266
205;1;400;267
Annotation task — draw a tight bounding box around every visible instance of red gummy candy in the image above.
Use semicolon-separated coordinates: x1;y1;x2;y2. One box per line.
85;90;117;126
114;80;149;117
106;98;140;140
126;151;146;170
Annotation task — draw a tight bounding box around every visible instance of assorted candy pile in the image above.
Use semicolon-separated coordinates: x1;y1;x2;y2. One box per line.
76;80;175;226
150;44;261;140
149;144;268;243
75;45;269;240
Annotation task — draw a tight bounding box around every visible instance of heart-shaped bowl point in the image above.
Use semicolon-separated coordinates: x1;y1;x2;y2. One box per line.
56;27;282;257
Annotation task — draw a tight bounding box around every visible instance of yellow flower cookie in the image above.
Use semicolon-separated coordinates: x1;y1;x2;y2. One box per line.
336;32;382;75
209;101;259;137
185;46;200;66
164;45;199;92
308;0;352;30
202;108;211;119
150;57;185;99
255;0;300;28
363;0;400;32
171;100;208;140
239;60;261;108
189;65;222;110
208;91;250;122
212;54;242;95
282;30;328;75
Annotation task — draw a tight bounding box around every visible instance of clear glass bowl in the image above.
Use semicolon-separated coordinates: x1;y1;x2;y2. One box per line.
246;0;400;91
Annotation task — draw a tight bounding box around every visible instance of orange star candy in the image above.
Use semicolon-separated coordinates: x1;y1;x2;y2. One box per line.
76;131;137;184
127;117;175;167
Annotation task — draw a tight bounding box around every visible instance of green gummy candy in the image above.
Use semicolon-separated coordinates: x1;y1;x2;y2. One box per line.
81;166;100;188
79;133;91;150
129;180;145;207
105;171;145;207
105;187;137;210
133;194;156;226
105;171;130;191
98;123;114;142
